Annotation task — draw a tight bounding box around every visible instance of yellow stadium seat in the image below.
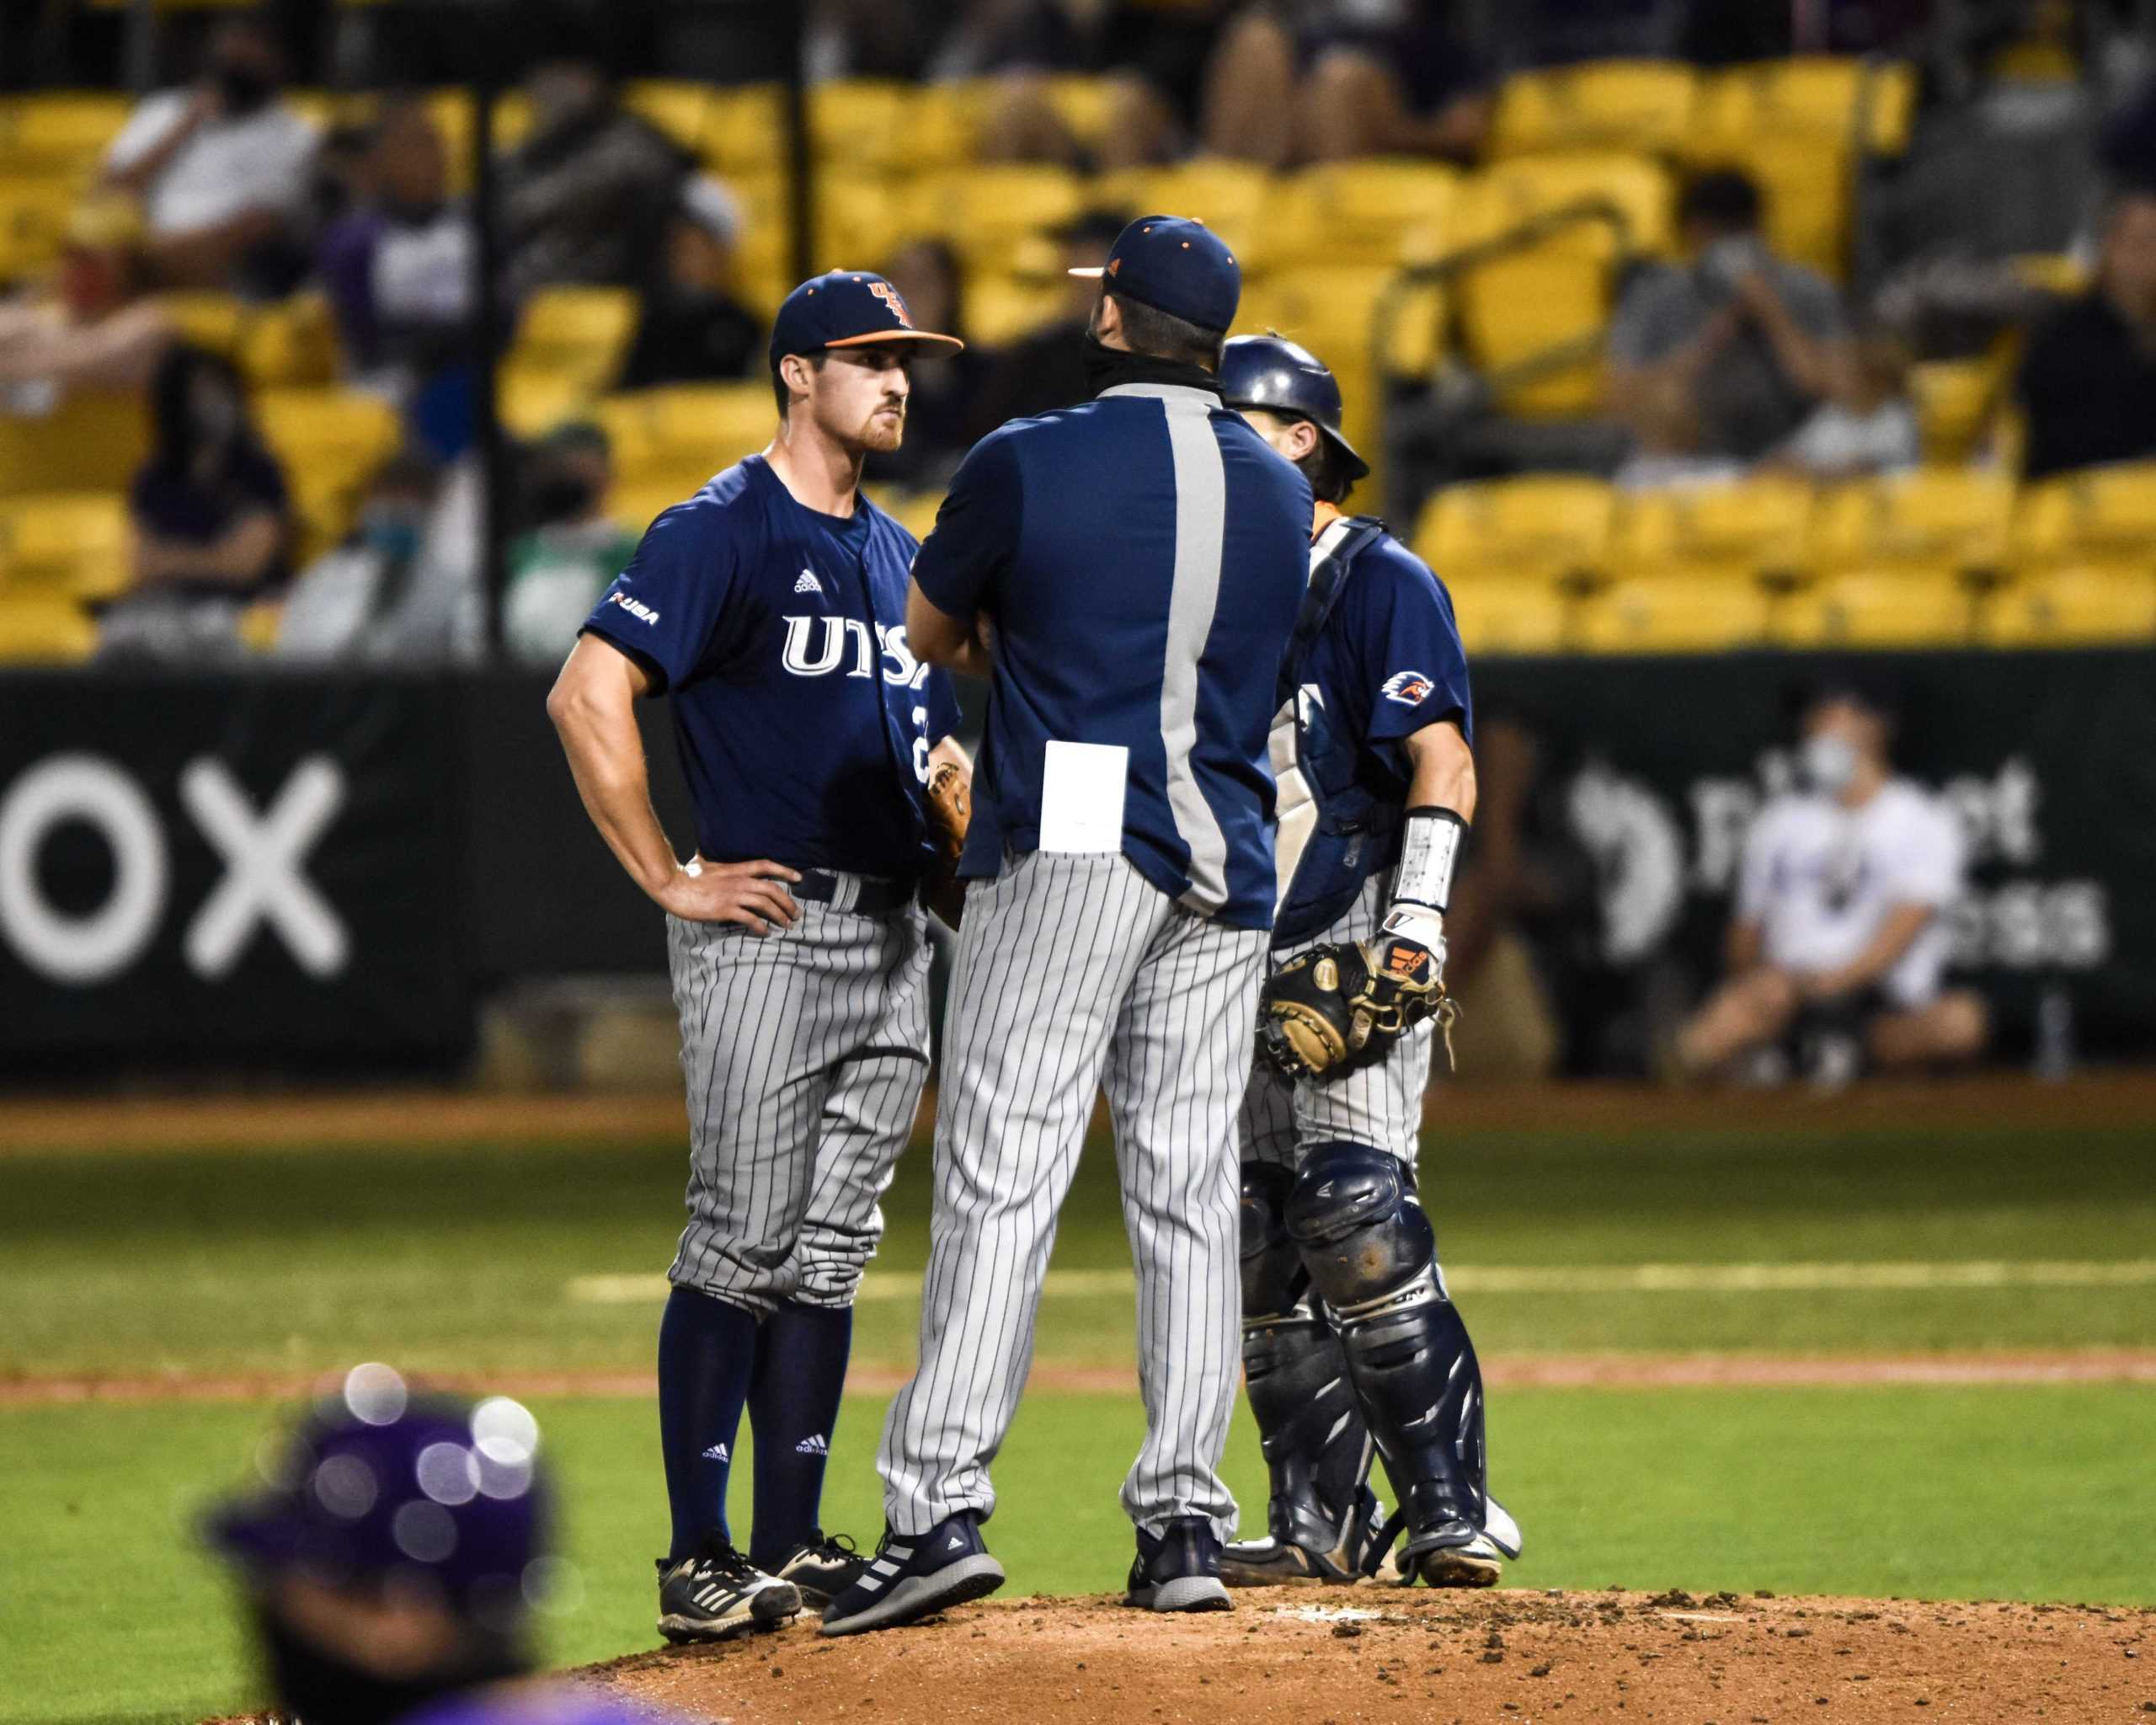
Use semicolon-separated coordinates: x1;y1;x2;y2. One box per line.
158;291;248;357
1275;160;1460;270
237;291;340;388
0;492;131;602
1041;75;1120;149
1693;58;1917;159
910;164;1086;268
0;595;96;664
611;481;691;538
1490;61;1700;159
498;366;595;441
1415;476;1615;590
1908;358;2008;465
1575;574;1774;652
808;80;910;168
0;172;77;282
868;488;947;542
423;89;532;195
1443;578;1572;654
1810;470;2014;583
2009;252;2088;296
1234;265;1401;466
1097;159;1273;267
814;176;909;274
253;387;401;558
513;286;639;393
905;83;986;170
702;85;785;176
1464;153;1674;256
0;94;133;171
1776;571;1974;647
0;391;149;496
1608;477;1816;585
966;271;1068;345
1981;568;2156;645
596;383;774;485
624;81;717;155
2011;462;2156;574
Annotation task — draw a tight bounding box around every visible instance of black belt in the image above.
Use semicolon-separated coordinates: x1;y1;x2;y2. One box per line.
790;869;914;915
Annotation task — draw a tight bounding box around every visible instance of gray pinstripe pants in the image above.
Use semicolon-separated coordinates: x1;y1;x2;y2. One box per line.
878;850;1269;1540
1238;875;1434;1172
665;897;932;1318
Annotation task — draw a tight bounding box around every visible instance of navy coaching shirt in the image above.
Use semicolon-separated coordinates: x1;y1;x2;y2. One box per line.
579;455;962;879
911;381;1310;929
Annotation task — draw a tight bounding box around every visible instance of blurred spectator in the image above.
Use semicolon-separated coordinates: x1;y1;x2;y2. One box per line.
1611;371;1748;491
1774;325;1920;480
318;97;478;460
274;451;442;662
1202;1;1495;169
805;0;947;81
942;1;1228;169
502;422;639;666
616;177;763;390
498;60;693;302
1670;684;1987;1087
2014;188;2156;478
0;196;174;413
100;344;290;662
1607;169;1850;465
99;17;318;294
967;210;1126;433
864;238;995;489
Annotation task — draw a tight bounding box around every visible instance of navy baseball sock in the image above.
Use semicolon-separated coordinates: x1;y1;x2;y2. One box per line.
657;1284;759;1563
746;1300;853;1568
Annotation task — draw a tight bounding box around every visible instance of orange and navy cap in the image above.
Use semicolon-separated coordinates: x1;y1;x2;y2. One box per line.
769;270;963;366
1068;215;1241;334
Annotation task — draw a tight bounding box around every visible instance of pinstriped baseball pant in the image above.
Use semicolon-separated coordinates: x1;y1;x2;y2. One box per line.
1237;874;1435;1172
665;899;932;1318
878;850;1269;1541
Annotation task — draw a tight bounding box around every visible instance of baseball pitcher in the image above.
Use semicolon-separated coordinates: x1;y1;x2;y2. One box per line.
548;271;972;1643
1214;335;1520;1590
819;217;1311;1635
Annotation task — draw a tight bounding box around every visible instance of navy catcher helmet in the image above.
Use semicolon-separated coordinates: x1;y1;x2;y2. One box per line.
1218;334;1370;482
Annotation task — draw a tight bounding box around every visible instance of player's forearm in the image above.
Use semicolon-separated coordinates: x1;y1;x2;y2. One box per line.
1726;918;1764;974
1405;721;1476;825
905;583;990;676
547;658;680;899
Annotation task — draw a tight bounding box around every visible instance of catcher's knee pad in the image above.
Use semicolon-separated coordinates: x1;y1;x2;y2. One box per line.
1284;1141;1434;1313
1286;1143;1486;1542
1240;1162;1305;1319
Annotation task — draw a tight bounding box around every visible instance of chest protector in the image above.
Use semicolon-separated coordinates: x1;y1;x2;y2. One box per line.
1270;514;1396;947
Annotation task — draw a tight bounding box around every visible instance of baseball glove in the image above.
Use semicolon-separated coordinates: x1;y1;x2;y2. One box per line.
921;759;972;930
1257;933;1457;1083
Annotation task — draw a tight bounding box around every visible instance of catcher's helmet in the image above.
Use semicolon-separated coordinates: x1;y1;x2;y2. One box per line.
1218;334;1369;481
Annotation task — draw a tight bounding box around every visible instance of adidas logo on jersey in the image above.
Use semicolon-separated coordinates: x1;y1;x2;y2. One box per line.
701;1442;730;1462
793;569;823;595
794;1434;829;1455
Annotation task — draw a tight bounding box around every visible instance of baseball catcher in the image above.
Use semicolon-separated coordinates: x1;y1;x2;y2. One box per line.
1219;335;1519;1590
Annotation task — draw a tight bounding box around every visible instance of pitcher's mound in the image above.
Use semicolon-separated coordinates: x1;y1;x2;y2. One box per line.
574;1587;2152;1722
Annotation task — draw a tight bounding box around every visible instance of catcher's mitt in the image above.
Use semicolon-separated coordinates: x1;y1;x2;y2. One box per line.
1257;933;1457;1082
921;759;972;930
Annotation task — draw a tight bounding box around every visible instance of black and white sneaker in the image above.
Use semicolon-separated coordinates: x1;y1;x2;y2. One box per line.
818;1514;1006;1637
1124;1515;1232;1613
655;1537;802;1642
767;1530;870;1608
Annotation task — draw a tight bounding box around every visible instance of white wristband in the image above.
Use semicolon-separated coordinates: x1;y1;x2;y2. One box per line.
1392;806;1466;912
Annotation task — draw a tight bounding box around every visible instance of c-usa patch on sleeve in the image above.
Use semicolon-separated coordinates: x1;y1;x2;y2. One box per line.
1380;670;1434;706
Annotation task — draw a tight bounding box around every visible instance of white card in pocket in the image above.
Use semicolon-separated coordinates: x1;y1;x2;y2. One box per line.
1038;740;1129;853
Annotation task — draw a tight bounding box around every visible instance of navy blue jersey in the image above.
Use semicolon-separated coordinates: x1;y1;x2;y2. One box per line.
579;455;962;879
1273;516;1473;944
911;382;1310;929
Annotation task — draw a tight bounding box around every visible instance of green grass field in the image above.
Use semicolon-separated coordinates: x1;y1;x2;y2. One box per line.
3;1111;2153;1723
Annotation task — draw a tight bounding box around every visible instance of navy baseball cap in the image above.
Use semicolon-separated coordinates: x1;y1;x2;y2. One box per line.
768;270;963;366
1069;215;1241;334
206;1365;549;1621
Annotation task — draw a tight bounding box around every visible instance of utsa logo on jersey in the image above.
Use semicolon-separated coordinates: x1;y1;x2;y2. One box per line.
780;617;933;689
1381;669;1435;706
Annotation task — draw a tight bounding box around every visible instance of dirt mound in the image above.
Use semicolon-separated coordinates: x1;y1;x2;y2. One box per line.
572;1588;2152;1724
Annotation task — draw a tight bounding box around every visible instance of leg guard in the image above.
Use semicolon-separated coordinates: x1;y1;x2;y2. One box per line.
1228;1163;1385;1583
1286;1143;1489;1582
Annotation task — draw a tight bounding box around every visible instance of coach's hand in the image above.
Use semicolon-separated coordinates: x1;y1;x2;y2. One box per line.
655;857;802;935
